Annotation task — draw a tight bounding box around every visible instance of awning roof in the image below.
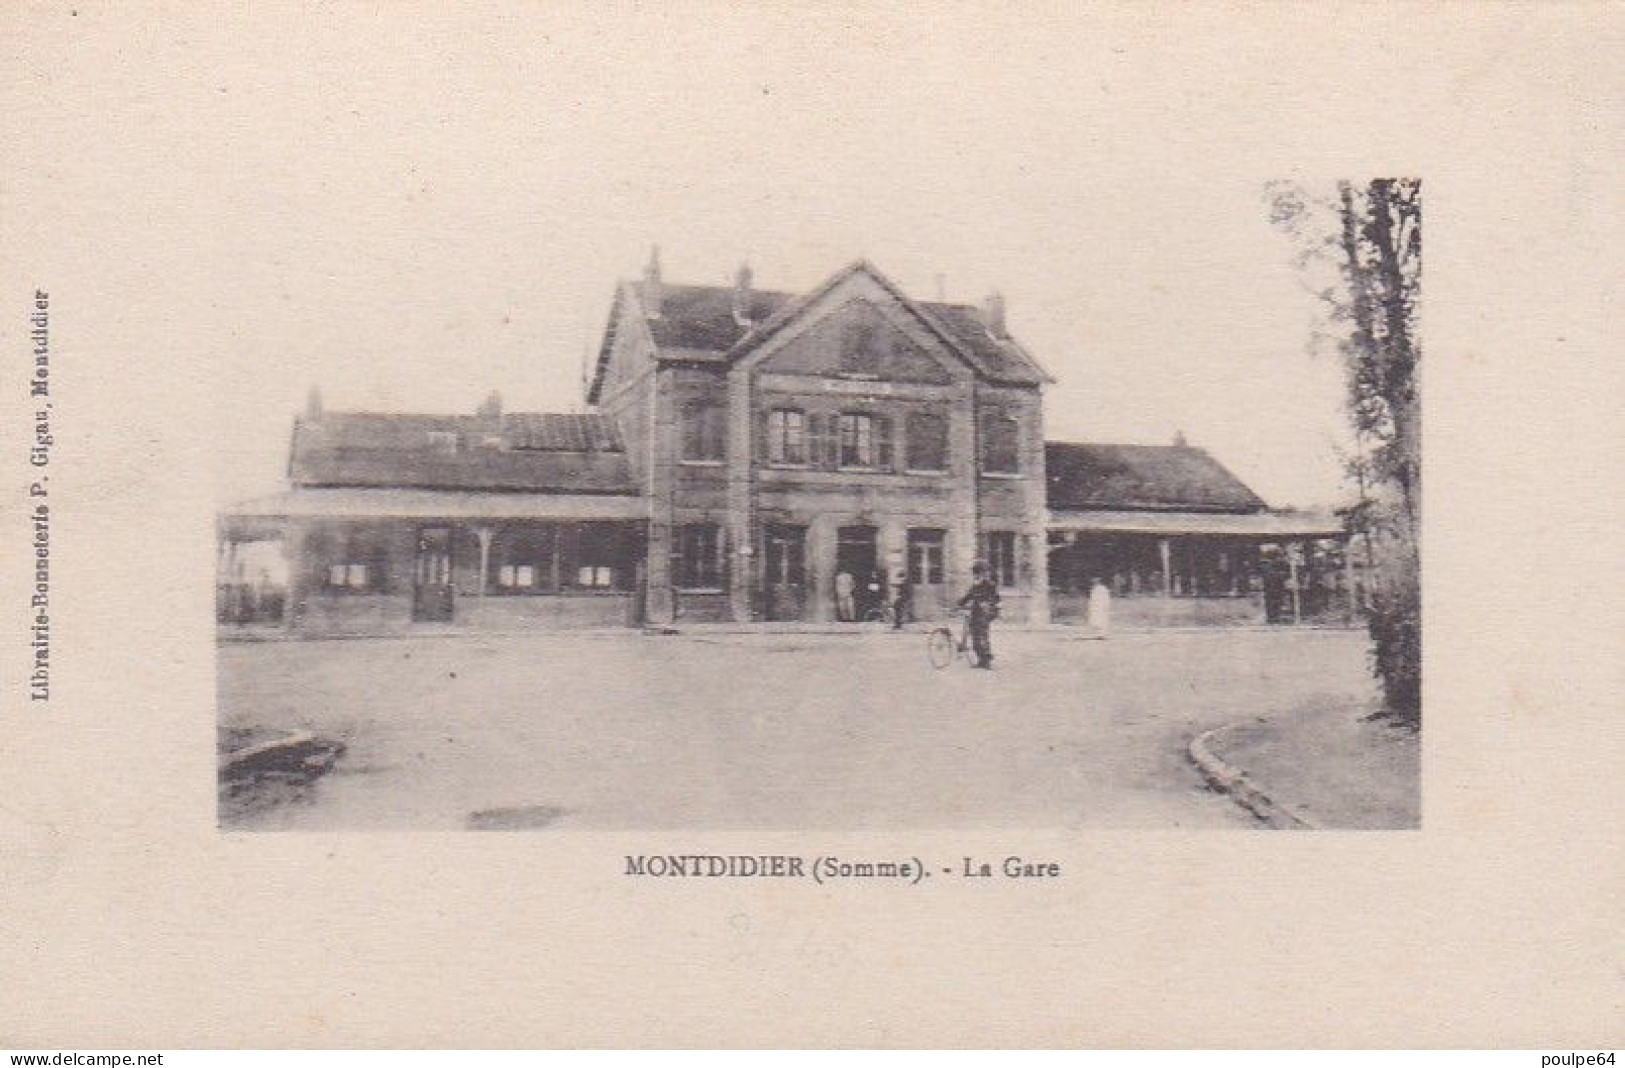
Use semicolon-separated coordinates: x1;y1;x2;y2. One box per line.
1047;509;1345;538
1045;442;1269;512
288;412;637;493
222;488;648;522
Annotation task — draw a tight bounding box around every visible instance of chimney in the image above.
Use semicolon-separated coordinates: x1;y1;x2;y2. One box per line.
642;245;663;319
477;390;503;419
732;262;754;326
304;386;323;421
1173;428;1189;447
982;290;1006;338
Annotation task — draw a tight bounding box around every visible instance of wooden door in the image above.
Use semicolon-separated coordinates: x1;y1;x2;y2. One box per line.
835;525;878;621
412;526;455;622
906;529;948;619
763;525;807;621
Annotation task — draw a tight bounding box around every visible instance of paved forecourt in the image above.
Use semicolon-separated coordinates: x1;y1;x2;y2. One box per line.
217;627;1374;831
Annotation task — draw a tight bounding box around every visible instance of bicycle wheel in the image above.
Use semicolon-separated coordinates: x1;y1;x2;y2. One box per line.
926;627;956;669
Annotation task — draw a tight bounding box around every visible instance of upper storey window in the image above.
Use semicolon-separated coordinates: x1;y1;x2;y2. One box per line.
836;412;894;470
766;408;807;465
905;412;948;472
981;414;1020;474
680;400;725;462
764;407;921;473
838;412;874;468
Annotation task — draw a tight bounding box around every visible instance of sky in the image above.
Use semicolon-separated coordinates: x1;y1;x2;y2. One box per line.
17;3;1438;511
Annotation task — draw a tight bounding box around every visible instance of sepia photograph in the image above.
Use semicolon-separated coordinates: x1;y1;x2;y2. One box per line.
5;0;1617;1051
211;151;1422;831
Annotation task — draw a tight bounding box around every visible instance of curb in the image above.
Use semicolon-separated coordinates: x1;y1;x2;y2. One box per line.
219;729;345;779
219;729;316;772
1188;720;1322;830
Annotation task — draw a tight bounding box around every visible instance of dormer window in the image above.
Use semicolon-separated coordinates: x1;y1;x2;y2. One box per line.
426;430;458;454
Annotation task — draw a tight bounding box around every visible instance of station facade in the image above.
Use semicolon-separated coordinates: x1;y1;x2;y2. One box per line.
219;256;1350;636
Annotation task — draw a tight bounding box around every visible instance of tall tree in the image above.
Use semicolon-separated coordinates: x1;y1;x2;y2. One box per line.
1268;178;1422;723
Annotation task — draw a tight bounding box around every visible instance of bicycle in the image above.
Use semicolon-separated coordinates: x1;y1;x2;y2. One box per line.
926;610;972;669
862;601;900;627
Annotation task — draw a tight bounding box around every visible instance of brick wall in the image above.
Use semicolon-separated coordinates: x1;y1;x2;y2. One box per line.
604;269;1052;625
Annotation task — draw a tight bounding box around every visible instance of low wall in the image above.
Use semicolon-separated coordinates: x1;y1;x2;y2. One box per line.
296;593;413;635
672;590;731;623
1051;591;1267;628
283;591;636;635
461;594;635;629
994;590;1039;626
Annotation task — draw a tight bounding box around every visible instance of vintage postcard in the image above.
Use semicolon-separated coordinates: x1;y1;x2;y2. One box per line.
2;1;1618;1050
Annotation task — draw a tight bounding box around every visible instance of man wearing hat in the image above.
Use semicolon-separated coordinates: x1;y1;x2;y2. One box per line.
957;559;1002;669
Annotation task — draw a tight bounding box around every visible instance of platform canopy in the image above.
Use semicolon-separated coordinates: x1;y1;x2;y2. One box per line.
1047;508;1345;538
222;487;648;523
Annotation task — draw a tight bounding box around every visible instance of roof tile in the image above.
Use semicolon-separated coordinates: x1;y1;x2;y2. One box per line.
624;268;1051;385
290;412;636;494
1045;443;1268;513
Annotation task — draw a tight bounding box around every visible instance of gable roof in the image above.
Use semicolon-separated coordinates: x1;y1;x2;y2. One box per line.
727;260;1053;385
289;411;637;494
589;260;1051;400
1045;443;1269;513
916;300;1051;385
649;282;796;354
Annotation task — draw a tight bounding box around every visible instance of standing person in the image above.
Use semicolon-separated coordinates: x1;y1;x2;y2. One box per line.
1262;558;1285;623
835;569;855;622
864;569;883;620
890;565;910;630
957;560;1001;669
1087;576;1112;639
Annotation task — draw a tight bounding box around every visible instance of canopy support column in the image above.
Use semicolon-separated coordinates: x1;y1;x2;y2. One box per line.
1288;541;1302;623
474;526;493;599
